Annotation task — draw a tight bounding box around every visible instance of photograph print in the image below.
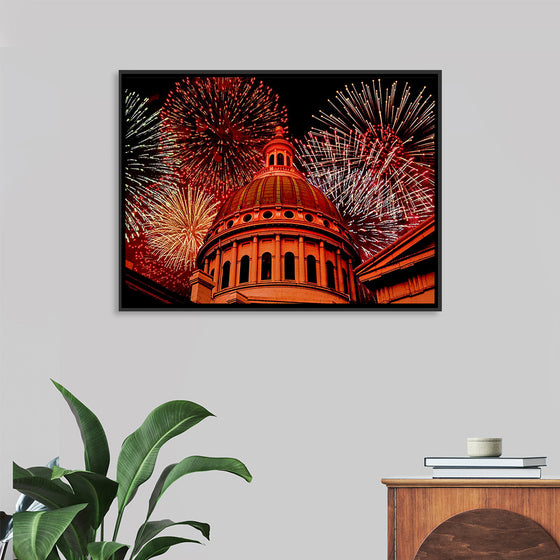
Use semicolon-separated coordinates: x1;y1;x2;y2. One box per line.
120;71;440;309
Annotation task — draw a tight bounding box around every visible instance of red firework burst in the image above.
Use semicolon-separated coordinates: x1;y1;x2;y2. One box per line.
160;76;287;195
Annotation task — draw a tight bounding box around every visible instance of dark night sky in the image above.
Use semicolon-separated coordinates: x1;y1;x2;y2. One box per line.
121;71;439;141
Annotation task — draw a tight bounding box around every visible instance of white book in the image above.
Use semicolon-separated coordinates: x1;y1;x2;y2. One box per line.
424;456;546;468
432;467;542;479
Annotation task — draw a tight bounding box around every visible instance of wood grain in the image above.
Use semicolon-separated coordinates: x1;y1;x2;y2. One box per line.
382;482;560;559
388;487;395;560
414;508;560;560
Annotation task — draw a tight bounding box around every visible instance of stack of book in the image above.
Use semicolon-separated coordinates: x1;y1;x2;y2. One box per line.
424;456;547;478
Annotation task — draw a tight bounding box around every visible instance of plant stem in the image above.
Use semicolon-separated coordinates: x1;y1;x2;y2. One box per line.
112;510;124;541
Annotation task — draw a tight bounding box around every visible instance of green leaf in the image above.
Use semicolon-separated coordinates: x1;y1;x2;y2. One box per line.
46;546;61;560
51;467;118;530
53;533;80;560
147;456;252;520
132;519;210;556
87;541;129;560
116;401;213;515
13;503;87;560
15;458;61;515
134;536;201;560
13;464;91;556
14;464;77;510
14;462;29;477
25;466;73;493
52;379;110;476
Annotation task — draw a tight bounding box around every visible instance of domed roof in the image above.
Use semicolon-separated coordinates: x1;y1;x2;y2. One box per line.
214;126;343;223
215;174;342;222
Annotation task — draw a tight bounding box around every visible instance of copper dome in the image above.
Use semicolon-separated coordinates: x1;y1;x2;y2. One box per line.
215;174;342;222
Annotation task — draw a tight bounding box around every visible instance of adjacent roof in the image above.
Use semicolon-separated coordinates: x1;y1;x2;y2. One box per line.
355;216;436;283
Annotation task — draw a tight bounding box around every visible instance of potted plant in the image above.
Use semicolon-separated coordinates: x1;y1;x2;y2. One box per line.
13;380;252;560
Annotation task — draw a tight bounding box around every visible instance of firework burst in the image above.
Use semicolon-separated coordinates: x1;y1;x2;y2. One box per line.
298;131;405;257
124;89;175;241
160;76;287;195
147;186;219;272
315;79;435;167
298;79;436;256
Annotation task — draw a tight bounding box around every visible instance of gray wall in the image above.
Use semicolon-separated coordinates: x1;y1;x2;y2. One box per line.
1;1;559;559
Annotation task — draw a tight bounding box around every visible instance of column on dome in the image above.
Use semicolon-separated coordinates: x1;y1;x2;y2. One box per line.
213;249;221;295
274;235;281;281
298;236;305;282
348;259;357;301
231;242;238;287
251;236;258;283
336;249;343;292
319;242;327;287
204;258;209;274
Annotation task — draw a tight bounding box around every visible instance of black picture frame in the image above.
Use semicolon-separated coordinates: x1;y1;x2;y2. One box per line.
119;70;441;310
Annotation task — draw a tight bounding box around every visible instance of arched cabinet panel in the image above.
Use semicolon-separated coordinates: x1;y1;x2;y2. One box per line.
414;508;560;560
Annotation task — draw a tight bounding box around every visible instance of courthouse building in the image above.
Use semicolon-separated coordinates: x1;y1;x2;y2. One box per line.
190;127;361;304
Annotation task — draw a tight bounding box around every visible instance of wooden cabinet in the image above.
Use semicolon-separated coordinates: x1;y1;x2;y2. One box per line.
382;479;560;559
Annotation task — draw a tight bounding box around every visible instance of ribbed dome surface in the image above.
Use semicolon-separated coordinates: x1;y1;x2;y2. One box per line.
216;174;342;222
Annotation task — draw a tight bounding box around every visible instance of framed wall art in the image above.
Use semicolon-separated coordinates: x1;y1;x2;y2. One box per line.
120;71;441;310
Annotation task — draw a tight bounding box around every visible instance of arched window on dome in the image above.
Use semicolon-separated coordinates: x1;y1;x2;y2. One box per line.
342;269;348;294
261;252;272;280
287;155;291;166
269;154;274;166
239;255;250;284
326;261;336;290
221;261;231;289
284;252;295;280
306;255;317;284
277;153;284;165
210;269;215;279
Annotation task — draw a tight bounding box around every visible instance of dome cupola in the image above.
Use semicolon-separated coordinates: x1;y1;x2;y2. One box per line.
263;125;295;169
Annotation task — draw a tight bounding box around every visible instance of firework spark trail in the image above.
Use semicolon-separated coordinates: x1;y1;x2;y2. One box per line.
161;76;287;195
297;131;405;257
317;80;435;163
299;131;434;256
147;186;219;271
370;155;434;219
313;80;435;188
124;90;176;242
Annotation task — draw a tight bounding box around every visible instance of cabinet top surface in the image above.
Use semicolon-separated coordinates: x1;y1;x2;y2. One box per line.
382;478;560;488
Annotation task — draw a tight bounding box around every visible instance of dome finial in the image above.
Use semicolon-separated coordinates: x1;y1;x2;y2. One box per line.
274;125;284;137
